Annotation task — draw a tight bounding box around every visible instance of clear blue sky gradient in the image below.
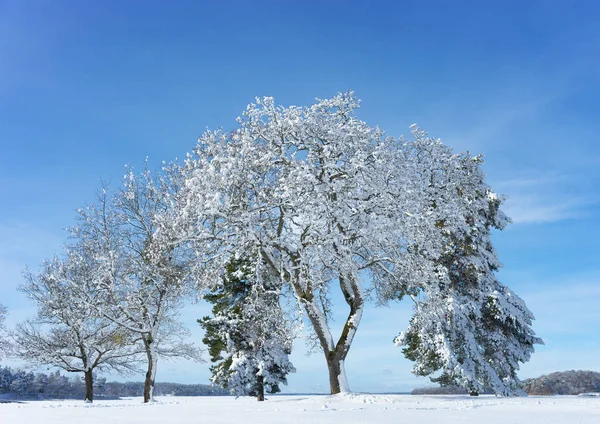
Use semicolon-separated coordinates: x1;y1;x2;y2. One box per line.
1;0;599;393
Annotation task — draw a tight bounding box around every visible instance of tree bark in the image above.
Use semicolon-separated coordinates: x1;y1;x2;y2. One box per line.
263;248;363;396
144;365;155;403
326;354;344;394
84;369;94;403
256;375;265;401
300;274;363;395
143;336;157;403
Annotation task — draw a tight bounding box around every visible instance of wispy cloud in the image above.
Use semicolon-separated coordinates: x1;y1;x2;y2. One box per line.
456;93;559;152
502;195;589;224
495;173;595;224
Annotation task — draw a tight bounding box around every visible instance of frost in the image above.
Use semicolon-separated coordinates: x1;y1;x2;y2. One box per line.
200;257;295;400
35;163;203;403
173;93;540;395
26;93;541;399
13;261;143;402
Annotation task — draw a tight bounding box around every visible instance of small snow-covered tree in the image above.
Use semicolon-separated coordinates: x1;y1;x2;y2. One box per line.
13;256;141;402
395;151;543;396
70;166;201;403
200;256;295;401
0;304;9;359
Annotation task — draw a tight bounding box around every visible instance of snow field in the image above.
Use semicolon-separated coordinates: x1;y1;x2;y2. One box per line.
1;394;599;424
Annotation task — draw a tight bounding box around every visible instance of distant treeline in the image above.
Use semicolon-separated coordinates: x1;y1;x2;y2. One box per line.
522;370;600;395
411;386;471;395
0;366;226;400
102;381;227;398
412;370;600;396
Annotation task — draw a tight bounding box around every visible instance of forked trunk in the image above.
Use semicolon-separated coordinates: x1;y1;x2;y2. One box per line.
300;274;363;395
84;369;94;403
262;248;364;396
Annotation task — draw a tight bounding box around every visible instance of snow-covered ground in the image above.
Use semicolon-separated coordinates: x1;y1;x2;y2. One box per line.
1;394;599;423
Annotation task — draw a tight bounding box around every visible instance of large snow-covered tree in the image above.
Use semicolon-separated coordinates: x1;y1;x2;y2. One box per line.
69;166;202;403
199;256;295;401
170;92;536;394
395;171;543;396
13;257;141;402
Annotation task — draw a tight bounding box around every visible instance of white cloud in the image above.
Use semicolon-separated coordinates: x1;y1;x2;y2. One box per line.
455;93;558;151
502;195;588;224
494;173;595;224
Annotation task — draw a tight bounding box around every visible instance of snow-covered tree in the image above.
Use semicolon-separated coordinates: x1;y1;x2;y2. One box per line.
171;92;531;394
70;166;202;402
200;256;295;401
0;304;9;360
9;370;35;397
13;256;141;402
395;149;543;396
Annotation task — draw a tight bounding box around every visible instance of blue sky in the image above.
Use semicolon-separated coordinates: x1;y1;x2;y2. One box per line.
1;0;599;393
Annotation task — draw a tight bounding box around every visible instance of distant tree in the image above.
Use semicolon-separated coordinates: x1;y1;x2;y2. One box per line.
45;370;71;398
396;167;543;396
9;369;35;397
69;166;202;403
0;367;89;399
32;372;49;397
0;304;10;359
13;256;142;402
0;366;13;393
200;256;295;401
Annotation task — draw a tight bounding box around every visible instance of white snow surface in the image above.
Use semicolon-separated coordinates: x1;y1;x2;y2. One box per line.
1;394;599;423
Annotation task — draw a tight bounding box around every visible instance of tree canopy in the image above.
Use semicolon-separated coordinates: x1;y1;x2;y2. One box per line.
11;92;542;398
170;92;542;395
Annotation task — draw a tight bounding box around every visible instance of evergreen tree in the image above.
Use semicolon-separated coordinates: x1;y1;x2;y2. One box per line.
199;256;295;401
397;180;543;396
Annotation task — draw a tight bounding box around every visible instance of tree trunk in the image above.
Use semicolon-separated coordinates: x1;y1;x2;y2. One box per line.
143;368;154;403
256;375;265;401
326;354;344;394
470;391;479;396
84;369;94;403
264;248;364;396
299;274;363;395
143;359;156;403
143;336;157;403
